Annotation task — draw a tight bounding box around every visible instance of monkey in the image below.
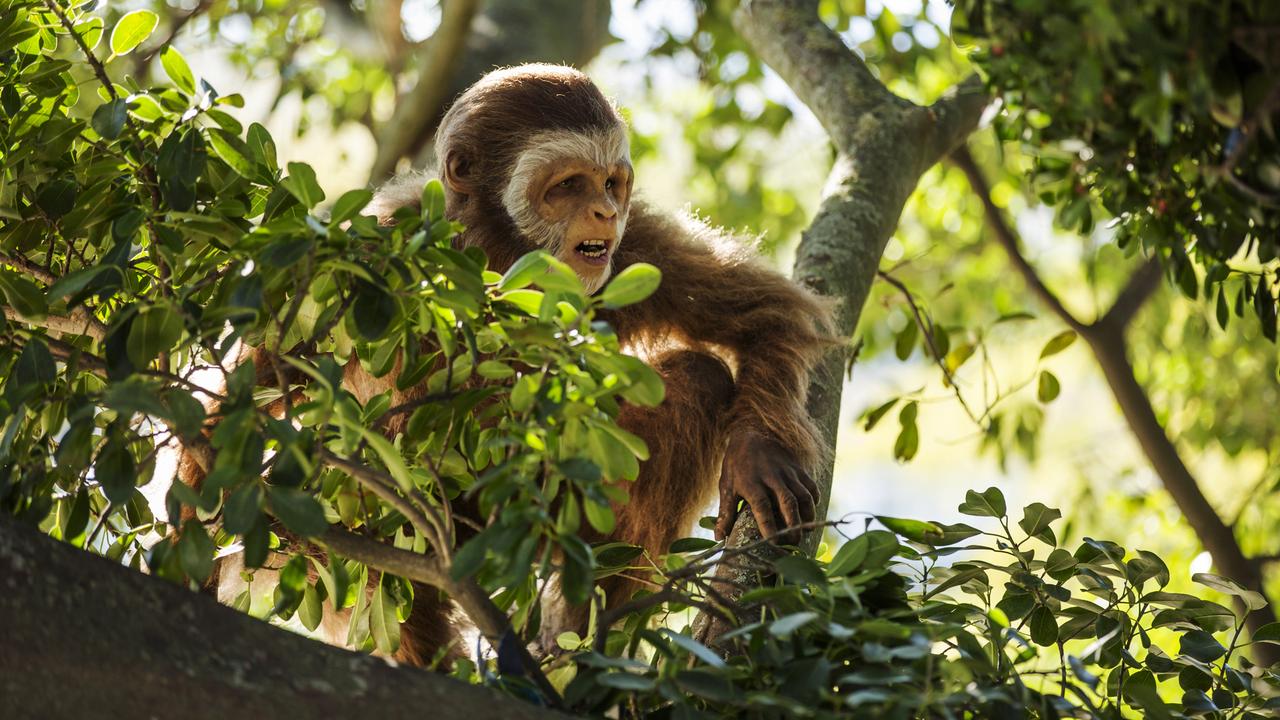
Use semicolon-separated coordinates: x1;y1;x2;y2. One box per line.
363;63;836;654
183;63;835;667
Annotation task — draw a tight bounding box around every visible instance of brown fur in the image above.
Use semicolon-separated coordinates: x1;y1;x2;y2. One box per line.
179;64;835;668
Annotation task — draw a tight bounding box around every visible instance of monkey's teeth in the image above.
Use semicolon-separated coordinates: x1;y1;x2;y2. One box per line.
576;241;608;258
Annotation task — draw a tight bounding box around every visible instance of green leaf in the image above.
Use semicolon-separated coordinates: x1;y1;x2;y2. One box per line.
774;555;826;586
498;252;550;291
1044;548;1078;582
669;537;717;554
47;265;117;302
91;99;127;139
109;10;159;56
352;283;396;340
660;629;726;669
126;304;184;367
1179;630;1226;662
894;317;918;360
298;584;323;632
476;360;515;379
0;269;48;322
584;499;615;535
329;189;373;225
1018;502;1062;538
268;487;329;537
1251;622;1280;645
358;429;414;491
861;397;898;431
770;611;819;637
421;179;446;221
1192;573;1268;611
892;423;918;462
246;123;278;172
74;17;104;51
1036;370;1060;403
876;516;944;543
1039;330;1077;359
35;178;77;220
958;486;1007;518
207;129;257;179
223;483;264;535
827;534;869;576
159;46;195;94
1028;605;1058;646
282;162;326;208
95;434;136;504
177;519;214;582
599;263;662;308
63;488;91;547
596;673;655;691
675;669;739;702
369;576;401;654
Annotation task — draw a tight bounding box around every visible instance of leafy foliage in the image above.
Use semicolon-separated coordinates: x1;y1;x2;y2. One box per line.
955;0;1280;340
563;487;1280;718
0;0;660;656
3;2;1279;718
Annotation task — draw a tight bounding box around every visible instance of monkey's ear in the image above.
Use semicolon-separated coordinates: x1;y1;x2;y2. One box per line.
442;151;475;196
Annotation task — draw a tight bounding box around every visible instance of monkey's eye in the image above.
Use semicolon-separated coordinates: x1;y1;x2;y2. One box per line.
558;179;573;188
604;178;615;190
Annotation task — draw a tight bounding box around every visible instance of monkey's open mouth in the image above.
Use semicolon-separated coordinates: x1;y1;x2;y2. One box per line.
574;240;611;266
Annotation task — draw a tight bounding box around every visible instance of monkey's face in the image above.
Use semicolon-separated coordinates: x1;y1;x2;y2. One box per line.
501;128;633;294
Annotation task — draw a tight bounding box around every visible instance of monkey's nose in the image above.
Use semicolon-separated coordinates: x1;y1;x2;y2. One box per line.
592;203;617;222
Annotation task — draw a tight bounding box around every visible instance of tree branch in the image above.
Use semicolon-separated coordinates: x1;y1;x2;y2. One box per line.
0;252;109;342
0;517;570;719
953;143;1278;659
315;455;561;705
3;307;107;343
42;0;116;100
319;526;446;588
950;144;1089;334
927;75;990;161
1098;258;1162;332
369;0;482;181
683;1;991;647
734;0;897;143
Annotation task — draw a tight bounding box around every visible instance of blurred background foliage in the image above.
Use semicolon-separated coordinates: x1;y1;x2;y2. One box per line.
6;0;1279;658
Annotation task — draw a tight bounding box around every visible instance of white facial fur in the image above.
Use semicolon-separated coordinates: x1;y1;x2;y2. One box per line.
501;128;631;293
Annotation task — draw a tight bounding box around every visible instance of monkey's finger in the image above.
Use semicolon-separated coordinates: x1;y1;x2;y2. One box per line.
741;482;780;539
715;484;738;540
762;473;802;531
794;467;819;503
787;468;817;524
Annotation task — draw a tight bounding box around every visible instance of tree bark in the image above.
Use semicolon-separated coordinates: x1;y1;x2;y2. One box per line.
0;517;571;720
695;0;988;641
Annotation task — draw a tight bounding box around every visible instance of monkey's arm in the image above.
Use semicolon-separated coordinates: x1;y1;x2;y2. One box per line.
609;208;836;539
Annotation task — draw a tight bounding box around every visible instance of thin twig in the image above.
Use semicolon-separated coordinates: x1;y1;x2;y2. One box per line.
877;269;984;427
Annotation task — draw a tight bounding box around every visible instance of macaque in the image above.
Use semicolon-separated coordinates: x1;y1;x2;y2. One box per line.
195;63;835;665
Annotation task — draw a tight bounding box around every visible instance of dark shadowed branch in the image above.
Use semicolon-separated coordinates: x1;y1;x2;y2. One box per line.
950;146;1089;334
0;517;571;720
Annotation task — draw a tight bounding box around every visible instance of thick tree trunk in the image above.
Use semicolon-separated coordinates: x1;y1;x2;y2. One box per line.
0;517;570;720
694;0;988;642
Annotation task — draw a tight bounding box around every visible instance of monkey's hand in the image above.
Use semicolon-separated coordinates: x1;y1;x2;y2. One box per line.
715;431;818;541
